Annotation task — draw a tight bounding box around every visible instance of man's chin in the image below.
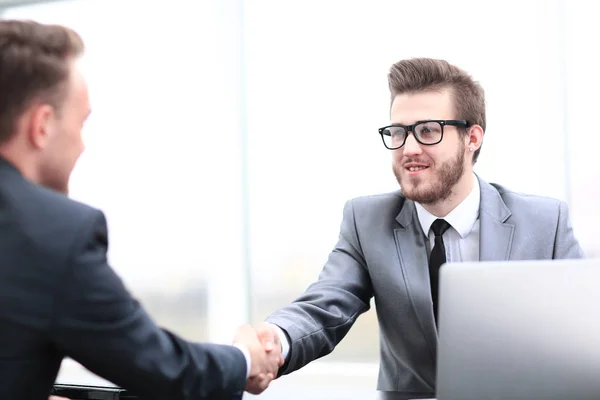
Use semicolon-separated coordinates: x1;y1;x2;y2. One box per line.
53;187;69;195
398;176;423;191
43;181;70;195
401;183;440;204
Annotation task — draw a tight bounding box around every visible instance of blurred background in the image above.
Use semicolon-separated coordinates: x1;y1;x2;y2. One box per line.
2;0;599;398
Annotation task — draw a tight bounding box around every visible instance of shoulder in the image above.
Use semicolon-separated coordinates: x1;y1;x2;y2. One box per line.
343;190;406;221
2;175;106;255
26;181;102;227
488;181;564;213
349;190;404;207
481;180;567;225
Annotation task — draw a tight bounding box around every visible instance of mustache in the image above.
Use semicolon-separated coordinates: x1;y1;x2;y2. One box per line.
401;159;431;167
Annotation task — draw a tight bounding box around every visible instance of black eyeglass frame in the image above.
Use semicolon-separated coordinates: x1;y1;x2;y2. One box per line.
377;119;469;150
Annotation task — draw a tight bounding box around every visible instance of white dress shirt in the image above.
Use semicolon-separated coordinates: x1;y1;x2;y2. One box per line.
275;174;482;360
414;174;481;263
233;344;252;378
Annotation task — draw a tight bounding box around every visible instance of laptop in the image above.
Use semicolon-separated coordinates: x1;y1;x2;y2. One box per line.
51;384;243;399
435;259;600;400
51;384;137;399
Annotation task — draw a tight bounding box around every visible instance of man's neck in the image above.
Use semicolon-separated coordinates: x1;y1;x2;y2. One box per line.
421;171;475;218
0;145;38;183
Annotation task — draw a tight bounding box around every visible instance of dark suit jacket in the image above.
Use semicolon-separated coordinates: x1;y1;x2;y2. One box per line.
266;175;584;399
0;157;246;399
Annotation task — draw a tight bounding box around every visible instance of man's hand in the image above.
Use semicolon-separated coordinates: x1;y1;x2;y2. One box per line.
245;322;285;394
254;322;282;355
233;323;284;394
49;396;70;400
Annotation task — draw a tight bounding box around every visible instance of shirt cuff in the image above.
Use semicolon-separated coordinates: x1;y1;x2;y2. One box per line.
233;343;252;379
269;323;291;360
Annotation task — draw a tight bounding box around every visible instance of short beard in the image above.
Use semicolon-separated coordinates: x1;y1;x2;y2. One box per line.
393;144;465;205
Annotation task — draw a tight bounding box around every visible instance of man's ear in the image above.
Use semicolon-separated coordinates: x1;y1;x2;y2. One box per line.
27;104;55;149
466;124;484;152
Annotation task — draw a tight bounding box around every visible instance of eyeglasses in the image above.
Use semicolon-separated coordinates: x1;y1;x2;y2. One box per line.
378;119;469;150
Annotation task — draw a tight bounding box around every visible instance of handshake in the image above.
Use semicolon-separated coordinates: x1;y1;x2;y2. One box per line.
233;322;285;395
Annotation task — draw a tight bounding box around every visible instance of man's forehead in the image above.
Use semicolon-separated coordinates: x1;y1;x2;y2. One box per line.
67;60;90;101
390;89;454;121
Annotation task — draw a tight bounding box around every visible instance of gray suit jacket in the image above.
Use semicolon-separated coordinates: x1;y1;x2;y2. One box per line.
266;176;584;399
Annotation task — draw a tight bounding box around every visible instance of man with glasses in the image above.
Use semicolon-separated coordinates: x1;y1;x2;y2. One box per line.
238;58;584;399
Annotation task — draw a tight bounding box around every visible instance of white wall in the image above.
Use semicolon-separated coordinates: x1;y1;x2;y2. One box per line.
564;0;600;255
4;0;250;343
245;0;572;294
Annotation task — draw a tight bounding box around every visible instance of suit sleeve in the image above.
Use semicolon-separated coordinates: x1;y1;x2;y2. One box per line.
553;200;585;259
50;210;246;400
265;199;373;375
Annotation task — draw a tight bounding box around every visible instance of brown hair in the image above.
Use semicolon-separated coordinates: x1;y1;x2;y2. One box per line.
388;58;485;163
0;19;84;144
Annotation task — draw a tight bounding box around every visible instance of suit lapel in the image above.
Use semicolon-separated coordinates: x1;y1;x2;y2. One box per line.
477;177;515;261
394;199;438;359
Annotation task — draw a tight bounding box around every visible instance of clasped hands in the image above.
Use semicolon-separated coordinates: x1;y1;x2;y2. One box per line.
234;322;284;395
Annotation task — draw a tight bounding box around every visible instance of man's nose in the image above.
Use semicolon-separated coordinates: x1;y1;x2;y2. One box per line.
403;133;422;156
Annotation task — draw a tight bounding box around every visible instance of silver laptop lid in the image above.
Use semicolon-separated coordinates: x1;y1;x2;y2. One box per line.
436;259;600;400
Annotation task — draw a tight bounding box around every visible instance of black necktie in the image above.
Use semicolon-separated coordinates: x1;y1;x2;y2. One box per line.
429;218;451;324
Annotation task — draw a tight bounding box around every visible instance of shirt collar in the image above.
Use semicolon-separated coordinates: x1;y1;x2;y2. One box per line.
415;173;481;239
